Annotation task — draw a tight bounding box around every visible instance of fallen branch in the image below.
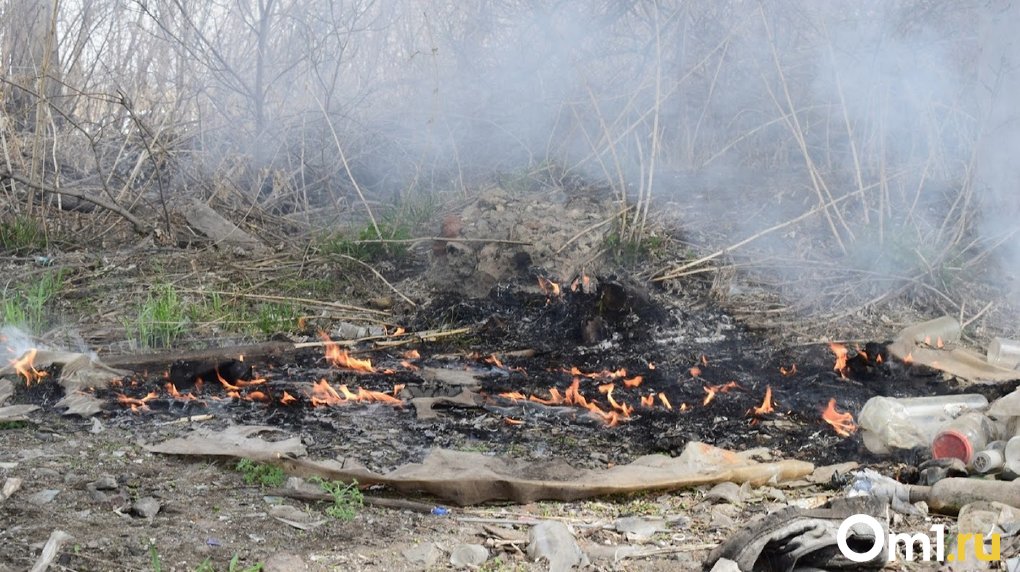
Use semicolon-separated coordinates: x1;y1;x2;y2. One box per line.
0;169;152;235
266;488;440;514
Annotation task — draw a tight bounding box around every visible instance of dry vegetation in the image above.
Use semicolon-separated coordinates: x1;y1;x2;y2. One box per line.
0;0;1016;341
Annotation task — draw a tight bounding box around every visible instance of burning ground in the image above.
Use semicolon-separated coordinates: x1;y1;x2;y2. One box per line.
1;174;1018;571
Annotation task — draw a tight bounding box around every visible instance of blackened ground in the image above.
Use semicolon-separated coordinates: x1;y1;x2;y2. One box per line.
10;275;1020;476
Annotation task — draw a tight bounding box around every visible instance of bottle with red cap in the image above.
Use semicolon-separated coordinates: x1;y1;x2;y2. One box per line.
931;412;1004;466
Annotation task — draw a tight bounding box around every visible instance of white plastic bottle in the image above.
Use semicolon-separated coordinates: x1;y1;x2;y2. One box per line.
858;394;989;455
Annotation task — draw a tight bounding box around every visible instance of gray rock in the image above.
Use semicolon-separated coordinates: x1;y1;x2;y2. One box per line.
131;497;161;518
402;542;442;567
527;521;589;572
27;489;60;505
93;475;118;490
34;468;60;479
613;516;667;541
264;553;308;572
449;544;489;568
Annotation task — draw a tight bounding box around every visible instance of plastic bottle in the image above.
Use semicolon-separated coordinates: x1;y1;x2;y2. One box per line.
907;477;1020;515
1004;436;1020;475
972;441;1007;474
857;394;989;454
931;412;1003;465
988;337;1020;370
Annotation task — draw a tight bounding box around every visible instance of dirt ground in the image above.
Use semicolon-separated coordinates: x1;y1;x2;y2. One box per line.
1;182;1017;572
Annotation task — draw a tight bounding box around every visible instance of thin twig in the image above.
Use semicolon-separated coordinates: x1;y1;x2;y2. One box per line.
327;253;417;307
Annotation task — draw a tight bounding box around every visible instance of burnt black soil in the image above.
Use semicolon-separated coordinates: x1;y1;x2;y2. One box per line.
10;275;1017;476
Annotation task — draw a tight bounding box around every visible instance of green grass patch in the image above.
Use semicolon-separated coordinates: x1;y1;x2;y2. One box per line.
0;216;46;254
134;283;186;348
604;231;668;265
0;420;29;430
310;476;363;521
1;269;66;332
235;458;286;488
318;222;411;262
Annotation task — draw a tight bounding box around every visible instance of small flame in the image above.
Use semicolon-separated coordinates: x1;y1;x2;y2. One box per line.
623;375;643;388
751;385;774;416
701;354;709;366
165;383;196;401
308;378;402;407
658;392;672;410
117;391;158;413
689;366;701;378
391;327;406;336
779;364;797;377
504;417;524;426
822;398;857;437
566;366;627;380
319;332;375;372
903;352;914;365
538;276;562;297
10;349;47;386
702;381;740;406
280;391;297;405
484;354;504;368
648;362;656;370
829;343;849;378
936;336;944;349
640;394;655;407
403;349;421;359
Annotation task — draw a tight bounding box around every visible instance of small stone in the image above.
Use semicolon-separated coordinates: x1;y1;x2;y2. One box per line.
93;475;118;490
28;489;61;505
613;516;667;541
704;482;744;505
264;552;307;572
402;543;442;567
450;544;489;568
34;468;60;479
88;489;108;504
131;497;161;518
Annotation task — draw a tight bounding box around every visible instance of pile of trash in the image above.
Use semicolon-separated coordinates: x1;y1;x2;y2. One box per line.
706;316;1020;571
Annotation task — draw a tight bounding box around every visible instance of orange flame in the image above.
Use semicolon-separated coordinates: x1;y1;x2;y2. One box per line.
829;343;849;378
702;381;740;406
308;378;402;407
502;377;626;426
623;375;643;388
751;386;774;416
117;391;158;413
566;366;627;380
903;352;913;365
822;398;857;437
538;276;561;297
485;354;504;368
165;383;196;401
658;392;672;410
280;391;297;405
640;394;655;408
403;349;421;359
779;364;797;377
318;332;374;372
10;349;47;386
689;367;701;378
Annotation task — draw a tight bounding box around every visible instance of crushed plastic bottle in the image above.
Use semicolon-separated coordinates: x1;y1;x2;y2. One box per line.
857;394;988;455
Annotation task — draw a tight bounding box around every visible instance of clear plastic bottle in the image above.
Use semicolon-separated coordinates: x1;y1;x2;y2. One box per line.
988;337;1020;370
857;394;989;454
931;412;1004;465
